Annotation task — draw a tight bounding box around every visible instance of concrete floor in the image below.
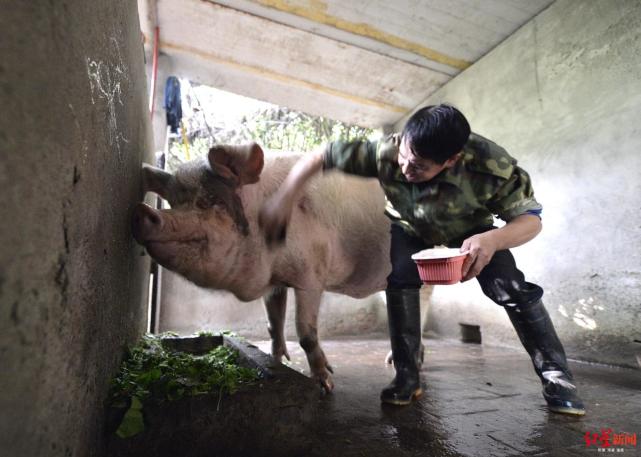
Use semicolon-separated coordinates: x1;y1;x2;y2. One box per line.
255;337;641;457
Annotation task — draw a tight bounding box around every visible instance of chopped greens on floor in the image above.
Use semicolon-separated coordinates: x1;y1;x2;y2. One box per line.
109;334;260;438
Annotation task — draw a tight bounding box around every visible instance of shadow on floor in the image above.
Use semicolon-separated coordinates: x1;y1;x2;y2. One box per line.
256;337;641;457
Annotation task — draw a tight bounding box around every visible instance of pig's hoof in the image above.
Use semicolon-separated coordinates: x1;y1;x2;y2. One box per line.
272;347;291;364
314;369;335;394
385;350;393;365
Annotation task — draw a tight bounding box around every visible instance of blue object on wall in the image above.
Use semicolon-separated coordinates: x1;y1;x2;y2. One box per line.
164;76;182;134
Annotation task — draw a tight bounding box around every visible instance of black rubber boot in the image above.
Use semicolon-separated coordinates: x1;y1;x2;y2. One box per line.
381;288;423;406
506;300;585;416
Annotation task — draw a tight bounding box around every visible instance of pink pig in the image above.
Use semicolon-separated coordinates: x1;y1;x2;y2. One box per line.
133;143;391;391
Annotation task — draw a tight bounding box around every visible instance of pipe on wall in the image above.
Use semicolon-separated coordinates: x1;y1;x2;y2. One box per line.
149;25;159;116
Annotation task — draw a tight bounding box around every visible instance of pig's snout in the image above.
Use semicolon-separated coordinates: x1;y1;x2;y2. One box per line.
132;203;164;243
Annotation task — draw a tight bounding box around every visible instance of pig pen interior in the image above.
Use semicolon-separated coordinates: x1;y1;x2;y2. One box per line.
149;0;641;371
3;1;641;457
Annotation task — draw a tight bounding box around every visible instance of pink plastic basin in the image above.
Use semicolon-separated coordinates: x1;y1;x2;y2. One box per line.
411;248;469;285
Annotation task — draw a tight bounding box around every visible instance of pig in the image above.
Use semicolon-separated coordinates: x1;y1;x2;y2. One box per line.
133;143;393;391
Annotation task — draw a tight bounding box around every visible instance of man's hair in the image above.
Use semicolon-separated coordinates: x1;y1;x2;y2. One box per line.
401;104;471;164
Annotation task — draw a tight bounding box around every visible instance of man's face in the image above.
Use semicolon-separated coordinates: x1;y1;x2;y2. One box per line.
398;137;459;183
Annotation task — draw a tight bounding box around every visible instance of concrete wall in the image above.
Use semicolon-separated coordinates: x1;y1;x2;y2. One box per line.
396;0;641;368
0;1;153;456
139;0;557;128
158;274;434;343
158;273;390;339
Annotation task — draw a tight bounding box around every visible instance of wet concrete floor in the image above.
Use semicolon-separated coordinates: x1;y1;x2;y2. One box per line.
256;337;641;456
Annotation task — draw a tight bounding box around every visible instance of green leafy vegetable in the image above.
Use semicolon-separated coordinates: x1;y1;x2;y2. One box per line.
109;334;260;437
116;396;144;438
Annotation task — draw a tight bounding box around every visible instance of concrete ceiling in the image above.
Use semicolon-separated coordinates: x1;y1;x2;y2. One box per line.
138;0;554;128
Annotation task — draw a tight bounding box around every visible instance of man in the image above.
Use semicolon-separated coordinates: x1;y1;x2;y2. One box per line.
259;104;585;415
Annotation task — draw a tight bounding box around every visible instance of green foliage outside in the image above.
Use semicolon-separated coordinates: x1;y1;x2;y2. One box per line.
167;83;376;170
236;107;375;153
109;334;260;438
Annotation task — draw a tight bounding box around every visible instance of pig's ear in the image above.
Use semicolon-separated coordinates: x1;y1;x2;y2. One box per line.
142;163;173;199
208;143;264;185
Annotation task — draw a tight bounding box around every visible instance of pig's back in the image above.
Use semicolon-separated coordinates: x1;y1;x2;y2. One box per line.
254;153;391;297
311;171;391;295
259;153;391;296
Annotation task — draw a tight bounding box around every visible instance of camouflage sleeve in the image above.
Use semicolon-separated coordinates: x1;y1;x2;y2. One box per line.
322;140;379;177
486;165;543;222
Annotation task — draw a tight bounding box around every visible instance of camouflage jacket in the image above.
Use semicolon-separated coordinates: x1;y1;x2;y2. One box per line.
323;133;542;245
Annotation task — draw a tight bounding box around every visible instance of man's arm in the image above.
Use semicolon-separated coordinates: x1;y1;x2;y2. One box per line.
460;214;542;281
259;146;324;246
459;157;544;281
259;138;380;247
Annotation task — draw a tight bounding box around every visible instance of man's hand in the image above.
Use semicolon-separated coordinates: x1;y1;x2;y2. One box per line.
459;214;543;281
258;191;293;247
258;148;326;248
460;231;499;281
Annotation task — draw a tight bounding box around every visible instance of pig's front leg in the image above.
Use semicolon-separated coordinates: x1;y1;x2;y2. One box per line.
294;289;334;392
263;286;290;363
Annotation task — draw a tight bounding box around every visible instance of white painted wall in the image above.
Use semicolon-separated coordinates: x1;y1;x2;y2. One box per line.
158;273;389;339
158;272;433;344
396;0;641;368
139;0;555;128
211;0;554;74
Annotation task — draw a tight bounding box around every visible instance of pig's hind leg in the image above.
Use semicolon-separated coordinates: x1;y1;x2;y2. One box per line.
264;286;291;363
294;289;334;393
